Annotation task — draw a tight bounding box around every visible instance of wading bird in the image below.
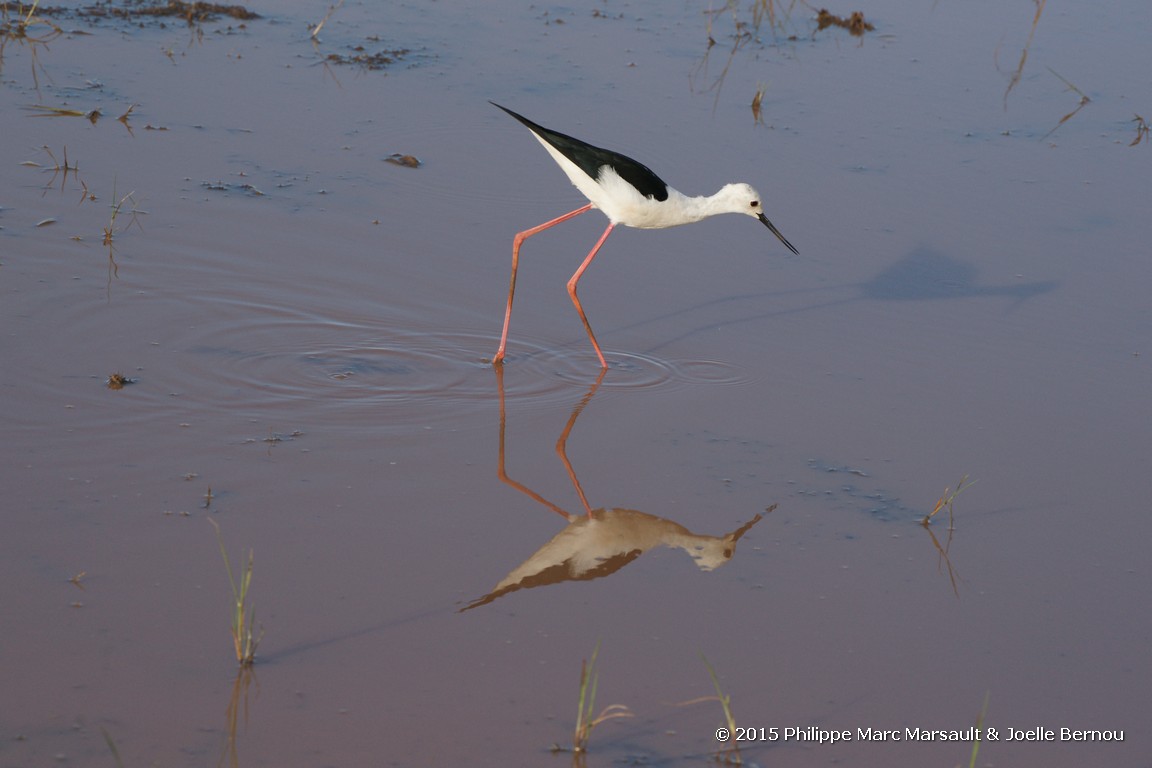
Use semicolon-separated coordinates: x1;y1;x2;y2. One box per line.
490;102;798;368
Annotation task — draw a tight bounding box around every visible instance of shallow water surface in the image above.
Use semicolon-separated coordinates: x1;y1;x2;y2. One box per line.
2;1;1150;766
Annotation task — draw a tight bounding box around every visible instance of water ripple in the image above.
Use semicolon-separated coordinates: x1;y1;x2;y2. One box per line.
177;311;754;432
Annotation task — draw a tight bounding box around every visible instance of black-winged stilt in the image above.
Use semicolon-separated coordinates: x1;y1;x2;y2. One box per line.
489;101;798;368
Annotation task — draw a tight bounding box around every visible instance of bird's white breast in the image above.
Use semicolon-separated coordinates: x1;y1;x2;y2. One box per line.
531;134;696;229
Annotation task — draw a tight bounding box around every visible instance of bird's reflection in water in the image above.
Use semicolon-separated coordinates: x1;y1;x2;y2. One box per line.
460;367;772;612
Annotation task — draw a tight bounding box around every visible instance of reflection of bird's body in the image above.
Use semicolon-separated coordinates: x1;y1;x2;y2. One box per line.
490;102;799;368
459;507;766;612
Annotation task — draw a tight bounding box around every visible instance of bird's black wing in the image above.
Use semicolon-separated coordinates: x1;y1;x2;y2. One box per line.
491;102;670;202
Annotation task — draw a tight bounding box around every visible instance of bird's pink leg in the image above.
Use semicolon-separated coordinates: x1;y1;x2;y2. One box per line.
493;203;593;365
567;222;615;369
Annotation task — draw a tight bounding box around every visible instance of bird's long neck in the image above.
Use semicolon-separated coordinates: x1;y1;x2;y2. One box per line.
673;188;739;223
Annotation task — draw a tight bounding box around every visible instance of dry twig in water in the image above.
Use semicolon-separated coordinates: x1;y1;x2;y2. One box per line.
751;83;767;125
921;474;976;529
102;185;145;282
1001;0;1046;108
310;0;344;39
1041;67;1090;140
1129;114;1149;147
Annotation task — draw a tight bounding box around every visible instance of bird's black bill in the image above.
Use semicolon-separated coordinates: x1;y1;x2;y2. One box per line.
758;212;799;255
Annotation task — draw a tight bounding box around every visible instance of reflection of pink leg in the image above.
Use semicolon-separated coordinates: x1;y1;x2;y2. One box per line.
567;223;615;369
493;203;594;365
556;368;607;517
494;365;570;519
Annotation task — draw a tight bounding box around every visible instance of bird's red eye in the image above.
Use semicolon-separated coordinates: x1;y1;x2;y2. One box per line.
750;200;759;208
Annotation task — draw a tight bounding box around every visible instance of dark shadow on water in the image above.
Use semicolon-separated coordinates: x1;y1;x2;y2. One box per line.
624;245;1059;356
860;246;1057;303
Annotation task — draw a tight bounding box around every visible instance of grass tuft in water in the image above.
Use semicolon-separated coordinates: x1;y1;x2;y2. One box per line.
701;653;743;764
556;639;633;754
208;518;263;666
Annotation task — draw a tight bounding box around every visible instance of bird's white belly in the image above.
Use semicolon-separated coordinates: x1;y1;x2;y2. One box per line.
592;169;695;229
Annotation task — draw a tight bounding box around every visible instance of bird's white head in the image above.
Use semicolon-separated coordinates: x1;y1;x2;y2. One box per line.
716;182;799;255
715;182;767;218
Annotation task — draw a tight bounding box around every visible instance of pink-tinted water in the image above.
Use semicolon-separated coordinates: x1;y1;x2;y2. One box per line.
2;1;1149;766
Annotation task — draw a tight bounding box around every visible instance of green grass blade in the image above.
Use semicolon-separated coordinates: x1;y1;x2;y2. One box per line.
968;692;990;768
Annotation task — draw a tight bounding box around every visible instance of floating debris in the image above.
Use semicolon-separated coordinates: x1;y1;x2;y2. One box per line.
384;153;421;168
201;181;264;196
751;84;767;125
815;9;874;37
118;102;137;128
107;372;136;389
14;1;260;28
76;1;260;23
325;47;410;70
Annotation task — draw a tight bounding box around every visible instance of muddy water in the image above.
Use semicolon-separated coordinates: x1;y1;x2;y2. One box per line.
2;1;1149;766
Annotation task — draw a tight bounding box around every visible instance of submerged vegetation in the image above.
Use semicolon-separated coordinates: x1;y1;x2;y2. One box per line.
692;0;1140;143
1;0;259;80
21;146;144;289
0;1;63;90
90;1;260;23
322;46;410;71
308;0;414;71
2;0;260;24
692;1;875;113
